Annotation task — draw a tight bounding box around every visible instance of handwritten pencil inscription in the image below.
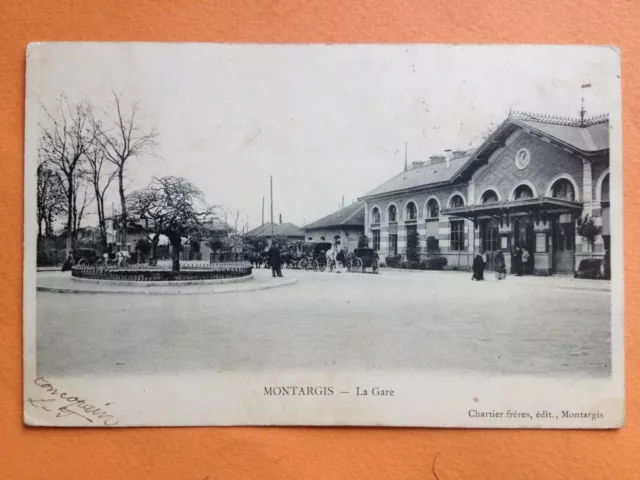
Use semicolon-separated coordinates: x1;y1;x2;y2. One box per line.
27;376;119;426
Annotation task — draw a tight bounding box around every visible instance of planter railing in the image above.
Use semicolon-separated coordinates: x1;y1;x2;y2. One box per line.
71;261;252;282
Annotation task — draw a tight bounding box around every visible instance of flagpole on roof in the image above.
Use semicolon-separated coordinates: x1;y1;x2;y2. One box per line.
404;142;408;171
580;83;592;126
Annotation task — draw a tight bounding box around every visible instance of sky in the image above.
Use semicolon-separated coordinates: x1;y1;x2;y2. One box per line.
27;43;620;231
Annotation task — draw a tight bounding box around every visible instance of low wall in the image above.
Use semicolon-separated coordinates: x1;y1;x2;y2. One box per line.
72;262;252;282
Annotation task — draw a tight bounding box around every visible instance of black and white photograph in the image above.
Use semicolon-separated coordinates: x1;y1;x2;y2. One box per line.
23;43;623;428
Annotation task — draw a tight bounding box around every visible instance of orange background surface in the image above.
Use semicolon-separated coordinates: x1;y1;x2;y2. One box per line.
1;1;638;478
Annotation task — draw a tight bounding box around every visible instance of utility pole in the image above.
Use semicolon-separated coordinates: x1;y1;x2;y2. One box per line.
342;195;344;209
270;175;274;242
261;196;265;228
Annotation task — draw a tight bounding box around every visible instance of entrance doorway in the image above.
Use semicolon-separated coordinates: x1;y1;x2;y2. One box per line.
479;218;499;269
551;214;575;274
512;216;534;274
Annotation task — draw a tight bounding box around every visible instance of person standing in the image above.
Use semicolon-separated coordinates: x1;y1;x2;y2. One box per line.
471;253;485;281
268;242;283;278
513;243;523;277
522;247;530;275
494;249;507;280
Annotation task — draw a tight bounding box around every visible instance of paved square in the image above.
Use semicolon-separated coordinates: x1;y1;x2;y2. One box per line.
36;269;611;378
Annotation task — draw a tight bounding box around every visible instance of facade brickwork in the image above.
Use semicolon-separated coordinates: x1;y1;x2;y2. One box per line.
471;130;585;203
361;120;610;276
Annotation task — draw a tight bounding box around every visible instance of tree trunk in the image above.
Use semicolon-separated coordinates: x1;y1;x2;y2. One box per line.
65;183;73;254
150;234;159;266
118;169;127;253
95;185;107;252
170;238;181;272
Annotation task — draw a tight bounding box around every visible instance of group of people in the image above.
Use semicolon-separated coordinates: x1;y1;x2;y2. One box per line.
471;244;531;281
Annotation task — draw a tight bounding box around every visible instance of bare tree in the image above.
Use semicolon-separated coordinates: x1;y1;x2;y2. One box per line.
92;91;158;252
39;97;92;252
127;176;218;272
82;144;117;250
72;176;93;237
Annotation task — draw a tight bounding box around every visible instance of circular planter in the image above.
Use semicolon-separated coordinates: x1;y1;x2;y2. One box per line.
71;263;252;285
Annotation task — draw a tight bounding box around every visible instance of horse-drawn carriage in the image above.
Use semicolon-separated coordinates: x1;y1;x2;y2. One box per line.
348;248;379;274
299;242;333;271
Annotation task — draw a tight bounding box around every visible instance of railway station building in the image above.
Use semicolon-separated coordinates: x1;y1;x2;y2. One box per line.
359;111;610;275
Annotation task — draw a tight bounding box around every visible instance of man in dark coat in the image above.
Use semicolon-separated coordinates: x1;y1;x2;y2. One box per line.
471;253;485;281
268;242;283;278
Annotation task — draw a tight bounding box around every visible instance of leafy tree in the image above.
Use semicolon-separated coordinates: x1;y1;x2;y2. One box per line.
127;176;218;271
406;228;420;262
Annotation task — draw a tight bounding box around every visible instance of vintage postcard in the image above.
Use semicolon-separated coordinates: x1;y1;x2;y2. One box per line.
24;43;624;428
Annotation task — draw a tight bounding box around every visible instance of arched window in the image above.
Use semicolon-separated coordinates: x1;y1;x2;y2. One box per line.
514;184;534;201
601;173;610;203
449;195;465;209
371;207;381;224
481;189;499;205
551;179;575;201
320;236;325;241
388;205;397;223
426;199;440;218
307;237;312;241
406;202;417;221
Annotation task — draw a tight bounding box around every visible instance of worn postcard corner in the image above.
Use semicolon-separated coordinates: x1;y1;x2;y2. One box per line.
24;43;623;428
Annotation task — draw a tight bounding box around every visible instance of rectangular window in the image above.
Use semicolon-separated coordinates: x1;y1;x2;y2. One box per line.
389;234;398;255
450;221;465;251
372;230;381;251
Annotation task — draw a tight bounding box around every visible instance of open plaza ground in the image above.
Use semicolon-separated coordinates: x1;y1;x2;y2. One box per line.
36;267;611;379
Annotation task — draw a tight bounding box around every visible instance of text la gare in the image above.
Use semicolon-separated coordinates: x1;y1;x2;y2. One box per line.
357;386;394;396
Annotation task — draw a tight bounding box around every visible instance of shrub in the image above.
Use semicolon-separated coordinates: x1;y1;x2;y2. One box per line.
426;236;440;254
426;256;448;270
419;259;428;270
379;263;386;268
406;229;420;262
399;261;409;269
574;258;603;279
385;254;403;268
408;260;421;270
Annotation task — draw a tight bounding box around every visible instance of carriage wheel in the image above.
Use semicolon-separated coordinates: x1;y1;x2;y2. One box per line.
299;259;307;270
77;258;89;267
311;260;318;271
346;260;352;272
95;259;105;269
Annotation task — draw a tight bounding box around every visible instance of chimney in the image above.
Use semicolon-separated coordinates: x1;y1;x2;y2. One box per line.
411;161;425;169
444;149;452;168
429;155;446;165
279;213;282;225
452;149;466;159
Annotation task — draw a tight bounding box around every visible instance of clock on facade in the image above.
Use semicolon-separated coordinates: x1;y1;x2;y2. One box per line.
515;148;531;170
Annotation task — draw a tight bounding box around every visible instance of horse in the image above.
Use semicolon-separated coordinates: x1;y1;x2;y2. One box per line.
325;246;345;272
